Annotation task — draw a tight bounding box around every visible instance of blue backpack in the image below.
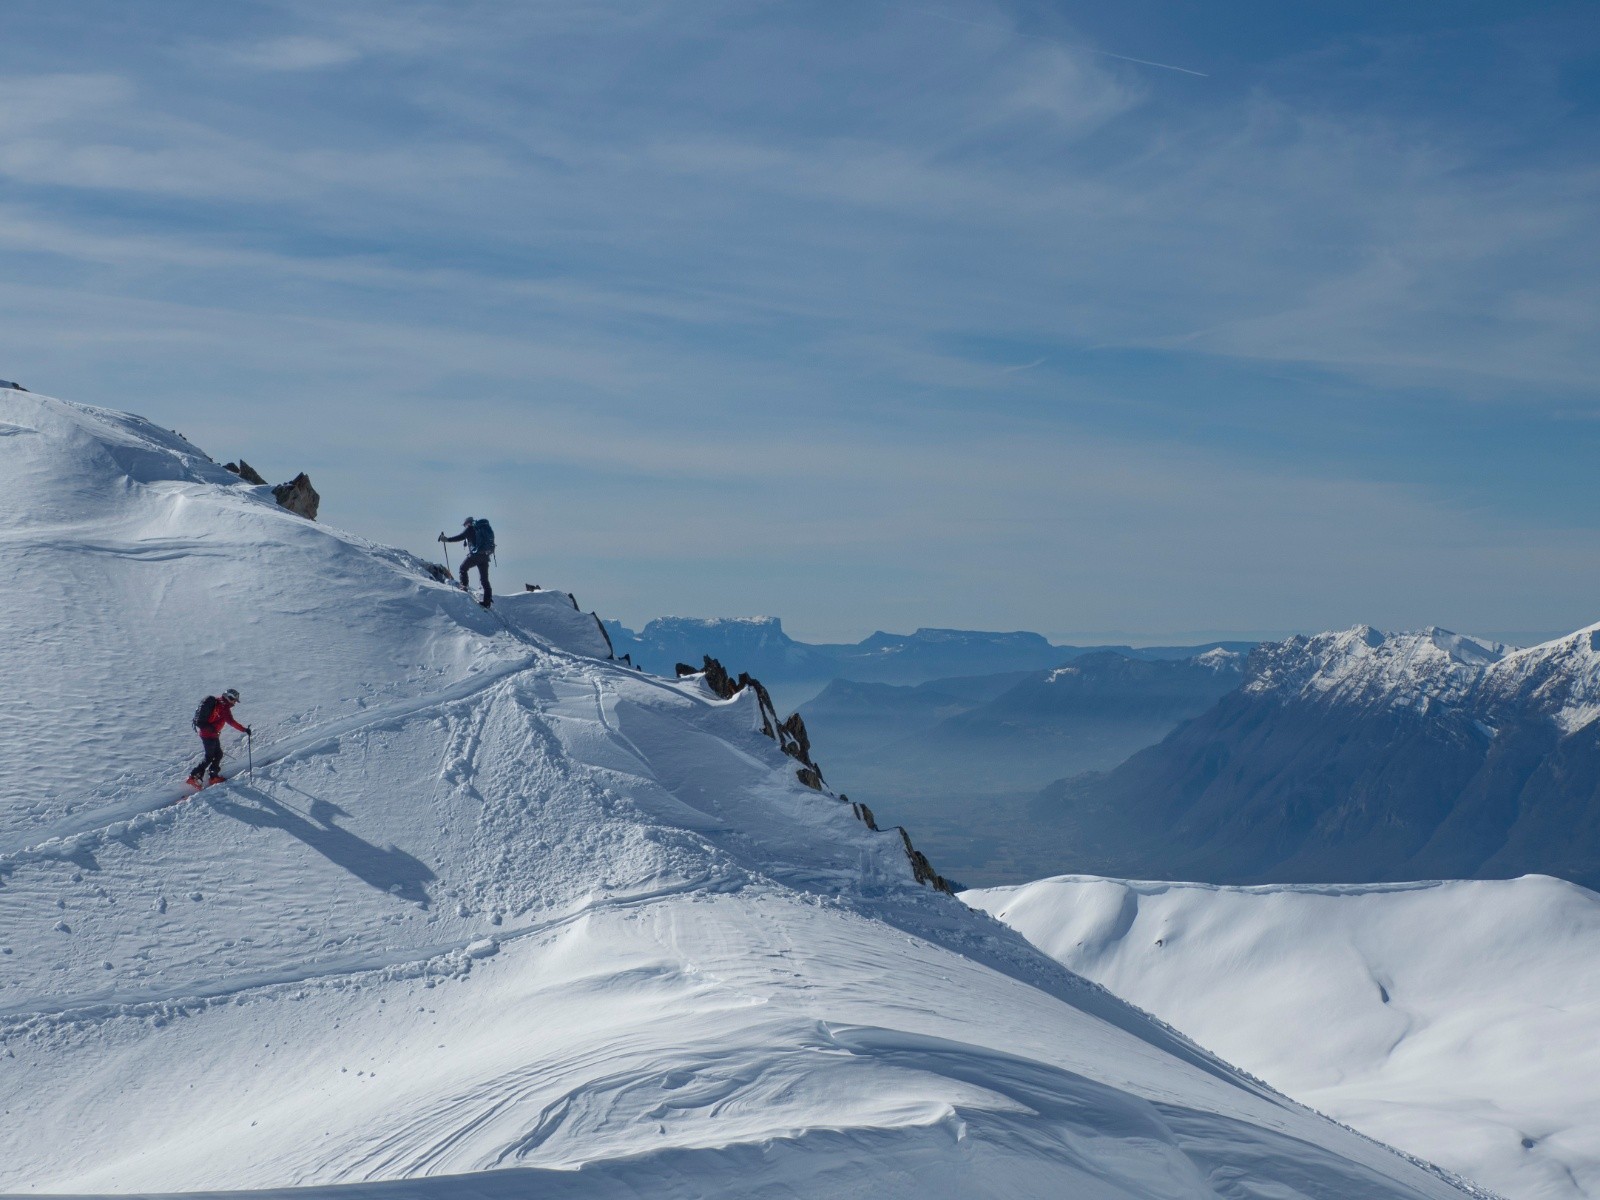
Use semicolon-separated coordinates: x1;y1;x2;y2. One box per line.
473;518;495;556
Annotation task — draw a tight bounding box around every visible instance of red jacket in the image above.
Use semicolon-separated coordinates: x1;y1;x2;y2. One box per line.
198;698;247;739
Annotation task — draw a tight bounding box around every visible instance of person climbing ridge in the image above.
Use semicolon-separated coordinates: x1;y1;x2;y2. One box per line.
188;687;249;788
440;515;495;608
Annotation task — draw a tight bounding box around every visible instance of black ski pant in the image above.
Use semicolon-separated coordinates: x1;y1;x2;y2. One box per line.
460;550;491;602
192;735;223;780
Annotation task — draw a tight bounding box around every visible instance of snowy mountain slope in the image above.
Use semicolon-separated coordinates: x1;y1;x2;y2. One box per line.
1244;627;1508;715
0;390;1486;1198
967;874;1600;1200
1482;625;1600;735
1038;621;1600;887
0;390;506;849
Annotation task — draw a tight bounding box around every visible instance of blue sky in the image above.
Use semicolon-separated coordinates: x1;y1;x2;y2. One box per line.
2;1;1597;643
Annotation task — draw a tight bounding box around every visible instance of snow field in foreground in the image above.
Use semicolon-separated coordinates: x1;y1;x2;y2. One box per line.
967;874;1600;1200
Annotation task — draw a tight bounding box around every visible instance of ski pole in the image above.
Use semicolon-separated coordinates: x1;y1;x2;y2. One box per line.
247;730;254;782
440;536;451;573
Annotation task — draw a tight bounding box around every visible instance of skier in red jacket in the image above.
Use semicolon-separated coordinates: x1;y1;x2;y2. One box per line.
188;688;250;787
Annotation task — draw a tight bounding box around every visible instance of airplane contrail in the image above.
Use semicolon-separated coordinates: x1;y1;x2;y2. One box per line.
897;5;1210;78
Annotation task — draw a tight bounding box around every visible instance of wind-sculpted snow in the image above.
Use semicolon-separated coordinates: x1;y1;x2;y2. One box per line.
970;873;1600;1200
0;390;1484;1198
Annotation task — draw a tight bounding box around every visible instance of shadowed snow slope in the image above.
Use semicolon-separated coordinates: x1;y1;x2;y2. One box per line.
967;874;1600;1200
0;390;1485;1199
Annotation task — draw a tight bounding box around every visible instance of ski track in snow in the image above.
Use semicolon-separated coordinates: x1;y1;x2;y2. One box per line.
0;651;551;863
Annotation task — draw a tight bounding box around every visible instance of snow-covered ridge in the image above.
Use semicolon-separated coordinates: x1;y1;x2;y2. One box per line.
1241;621;1600;734
1482;623;1600;734
967;873;1600;1200
1244;625;1508;716
0;389;1482;1198
1192;645;1243;672
0;387;506;839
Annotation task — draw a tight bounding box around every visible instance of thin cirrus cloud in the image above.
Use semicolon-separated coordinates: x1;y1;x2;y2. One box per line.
216;35;362;72
0;0;1596;640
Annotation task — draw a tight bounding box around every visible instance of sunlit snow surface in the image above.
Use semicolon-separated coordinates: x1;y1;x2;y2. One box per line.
968;874;1600;1200
0;390;1485;1198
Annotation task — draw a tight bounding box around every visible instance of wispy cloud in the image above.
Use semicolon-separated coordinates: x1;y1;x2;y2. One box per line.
219;35;362;72
0;0;1596;637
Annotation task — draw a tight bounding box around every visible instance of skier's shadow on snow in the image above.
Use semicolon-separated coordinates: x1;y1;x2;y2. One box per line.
210;784;435;906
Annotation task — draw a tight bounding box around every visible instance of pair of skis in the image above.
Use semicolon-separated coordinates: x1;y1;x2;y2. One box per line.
168;773;229;806
177;731;253;799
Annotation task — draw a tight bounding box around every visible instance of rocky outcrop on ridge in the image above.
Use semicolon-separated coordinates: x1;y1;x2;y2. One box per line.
223;459;268;485
677;654;952;893
272;472;320;520
223;458;321;521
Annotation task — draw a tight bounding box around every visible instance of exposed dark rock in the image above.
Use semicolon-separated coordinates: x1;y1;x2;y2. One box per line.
671;655;947;892
272;473;320;520
1;379;28;391
737;671;780;739
224;459;268;485
704;659;740;700
898;827;952;892
846;797;879;831
422;562;454;585
222;458;318;520
777;712;812;764
592;615;616;659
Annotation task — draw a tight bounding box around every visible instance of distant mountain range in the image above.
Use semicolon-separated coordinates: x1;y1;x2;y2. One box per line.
598;617;1261;886
1038;623;1600;889
794;648;1247;887
603;615;1254;692
610;614;1600;892
802;648;1246;795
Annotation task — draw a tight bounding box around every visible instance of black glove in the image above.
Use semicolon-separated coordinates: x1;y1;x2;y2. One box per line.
245;726;253;736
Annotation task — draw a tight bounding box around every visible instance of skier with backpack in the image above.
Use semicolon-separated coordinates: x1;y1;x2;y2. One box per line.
440;516;495;608
188;688;250;788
